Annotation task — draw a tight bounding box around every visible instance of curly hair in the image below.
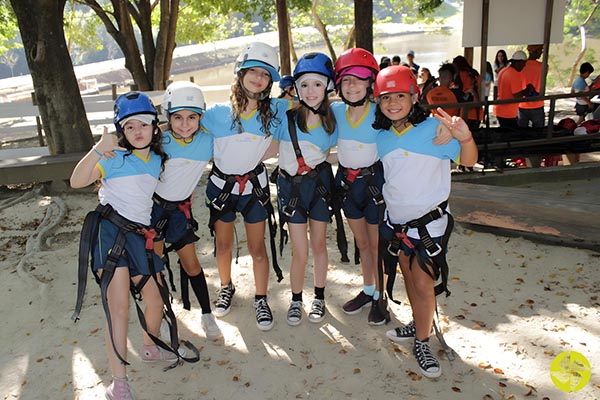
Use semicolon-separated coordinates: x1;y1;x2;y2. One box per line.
230;71;275;137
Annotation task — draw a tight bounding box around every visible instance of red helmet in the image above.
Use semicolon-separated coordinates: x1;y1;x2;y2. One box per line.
557;117;577;134
580;119;600;133
334;48;379;80
373;66;419;98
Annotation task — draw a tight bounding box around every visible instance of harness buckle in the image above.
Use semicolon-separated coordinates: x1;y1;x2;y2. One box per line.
387;240;401;257
282;197;297;218
210;197;226;211
426;243;443;257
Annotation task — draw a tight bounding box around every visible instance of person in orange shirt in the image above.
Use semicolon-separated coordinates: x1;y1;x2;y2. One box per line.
453;55;482;131
518;45;546;128
494;50;534;129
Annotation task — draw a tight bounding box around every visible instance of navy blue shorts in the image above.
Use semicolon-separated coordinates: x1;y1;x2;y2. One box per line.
92;218;164;277
334;167;384;225
277;166;332;223
150;202;198;246
205;180;268;224
575;103;590;116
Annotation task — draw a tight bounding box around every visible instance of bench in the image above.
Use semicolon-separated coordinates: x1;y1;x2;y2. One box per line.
0;152;84;186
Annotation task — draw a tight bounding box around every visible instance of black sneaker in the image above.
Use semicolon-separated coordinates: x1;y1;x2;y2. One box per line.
308;299;326;323
367;300;388;326
214;282;235;317
386;320;415;342
253;298;274;331
342;291;372;315
413;338;442;378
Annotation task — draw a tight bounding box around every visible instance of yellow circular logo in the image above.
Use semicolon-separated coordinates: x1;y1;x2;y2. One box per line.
550;351;591;392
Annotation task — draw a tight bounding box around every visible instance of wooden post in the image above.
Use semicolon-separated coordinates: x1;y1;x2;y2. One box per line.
540;0;554;97
111;84;117;100
31;92;45;146
189;76;195;83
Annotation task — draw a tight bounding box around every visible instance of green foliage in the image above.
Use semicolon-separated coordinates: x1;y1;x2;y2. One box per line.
65;4;103;64
0;0;20;54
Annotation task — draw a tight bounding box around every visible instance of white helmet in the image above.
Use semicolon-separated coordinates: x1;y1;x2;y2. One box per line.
234;42;281;82
162;81;206;116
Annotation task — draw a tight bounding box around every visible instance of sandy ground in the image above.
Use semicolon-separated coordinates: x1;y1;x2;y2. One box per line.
0;173;598;400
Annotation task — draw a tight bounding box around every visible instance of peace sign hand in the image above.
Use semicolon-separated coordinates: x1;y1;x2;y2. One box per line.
433;107;472;142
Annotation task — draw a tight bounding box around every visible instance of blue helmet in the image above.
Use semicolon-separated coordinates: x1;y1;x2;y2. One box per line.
279;75;294;90
113;91;158;133
293;52;335;92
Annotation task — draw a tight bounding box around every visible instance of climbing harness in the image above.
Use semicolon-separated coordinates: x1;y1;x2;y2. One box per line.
72;203;200;371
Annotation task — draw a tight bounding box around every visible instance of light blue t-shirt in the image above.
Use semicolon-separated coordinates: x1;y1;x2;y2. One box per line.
331;101;380;169
202;98;289;194
275;110;338;176
154;130;213;201
377;117;460;238
98;150;162;225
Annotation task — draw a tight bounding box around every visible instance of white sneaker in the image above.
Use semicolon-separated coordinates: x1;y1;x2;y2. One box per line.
201;313;223;340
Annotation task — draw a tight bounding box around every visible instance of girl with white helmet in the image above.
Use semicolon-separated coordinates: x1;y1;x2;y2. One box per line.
70;92;172;399
274;52;337;326
202;42;288;331
151;81;222;340
331;48;389;326
372;66;477;379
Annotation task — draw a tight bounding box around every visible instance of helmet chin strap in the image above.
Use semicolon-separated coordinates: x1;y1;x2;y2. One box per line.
340;92;367;107
299;99;327;116
391;104;415;129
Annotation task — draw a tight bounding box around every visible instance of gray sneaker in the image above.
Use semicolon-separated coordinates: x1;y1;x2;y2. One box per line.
308;299;326;323
287;300;303;326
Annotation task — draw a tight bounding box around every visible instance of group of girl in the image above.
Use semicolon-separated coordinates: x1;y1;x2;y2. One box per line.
71;41;477;398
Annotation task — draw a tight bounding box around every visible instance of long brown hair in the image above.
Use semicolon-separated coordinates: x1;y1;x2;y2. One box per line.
230;70;275;137
295;96;336;135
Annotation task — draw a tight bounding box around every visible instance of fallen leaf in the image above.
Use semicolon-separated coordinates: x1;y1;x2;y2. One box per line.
451;387;462;392
525;299;534;304
353;368;361;374
499;382;506;387
478;362;492;369
216;360;229;366
493;367;504;374
232;376;239;382
306;364;312;369
60;382;67;391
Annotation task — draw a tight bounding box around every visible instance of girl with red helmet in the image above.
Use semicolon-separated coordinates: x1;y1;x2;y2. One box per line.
373;66;477;379
331;48;388;325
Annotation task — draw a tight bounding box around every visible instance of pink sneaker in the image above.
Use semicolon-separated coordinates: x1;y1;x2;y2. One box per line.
105;376;135;400
140;344;178;363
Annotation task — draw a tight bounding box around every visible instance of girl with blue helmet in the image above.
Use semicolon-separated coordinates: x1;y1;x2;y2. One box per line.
202;42;288;331
151;81;222;340
331;48;388;325
71;92;171;399
274;52;337;326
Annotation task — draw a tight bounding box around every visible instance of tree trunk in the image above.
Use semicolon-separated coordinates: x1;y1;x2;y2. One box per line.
277;0;291;76
153;0;179;90
10;0;94;155
312;0;337;63
354;0;373;53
